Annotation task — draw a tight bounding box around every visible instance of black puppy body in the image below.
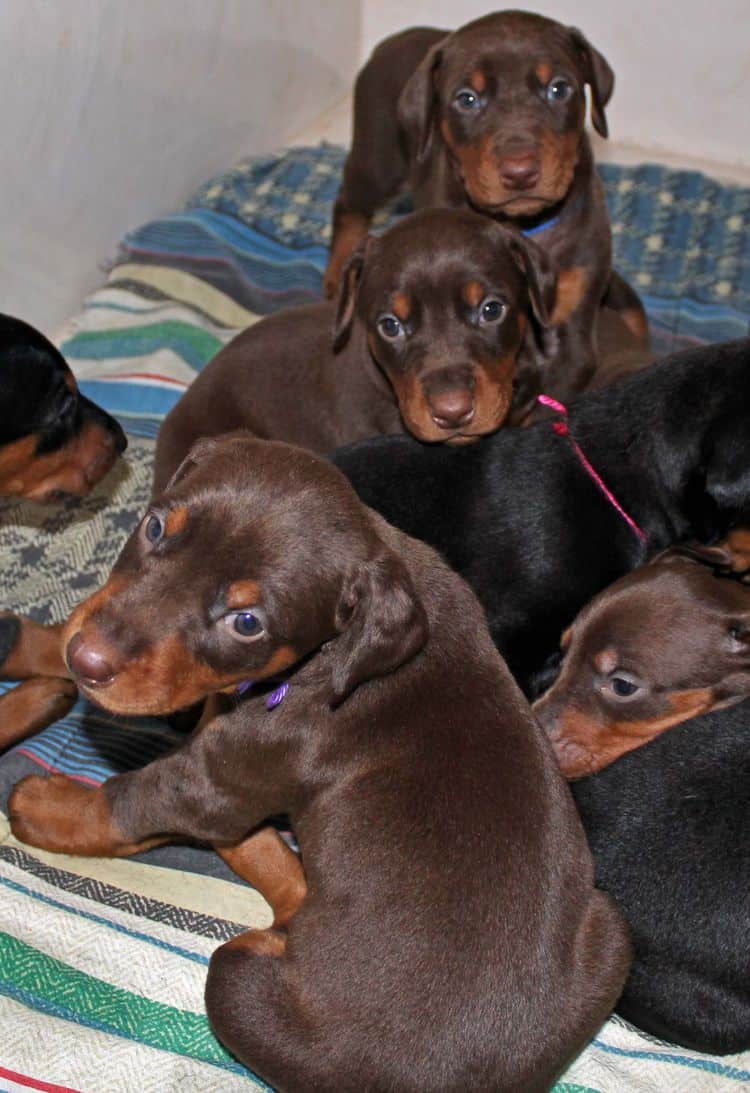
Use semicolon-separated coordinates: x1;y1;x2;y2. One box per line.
572;702;750;1054
334;339;750;692
0;314;126;501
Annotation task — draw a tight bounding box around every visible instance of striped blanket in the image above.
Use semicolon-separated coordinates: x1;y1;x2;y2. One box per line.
1;144;749;1092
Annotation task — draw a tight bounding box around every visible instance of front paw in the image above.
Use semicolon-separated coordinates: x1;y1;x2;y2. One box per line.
9;773;100;854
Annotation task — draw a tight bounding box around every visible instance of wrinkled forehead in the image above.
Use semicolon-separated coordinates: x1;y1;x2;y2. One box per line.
363;221;521;301
440;19;580;86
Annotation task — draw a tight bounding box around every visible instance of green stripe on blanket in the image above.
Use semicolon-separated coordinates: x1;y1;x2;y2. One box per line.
62;321;224;370
0;932;250;1076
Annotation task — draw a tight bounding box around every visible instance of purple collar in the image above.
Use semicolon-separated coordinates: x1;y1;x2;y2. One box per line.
236;679;289;709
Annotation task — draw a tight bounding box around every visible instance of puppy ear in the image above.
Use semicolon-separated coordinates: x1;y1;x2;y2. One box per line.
332;238;369;352
711;669;750;707
702;414;750;534
568;27;614;138
507;232;557;328
330;550;428;707
397;41;445;163
163;435;220;491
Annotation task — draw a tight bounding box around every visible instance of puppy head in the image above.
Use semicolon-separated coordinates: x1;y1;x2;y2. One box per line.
333;208;556;443
398;11;613;218
0;314;126;502
63;435;427;715
533;546;750;778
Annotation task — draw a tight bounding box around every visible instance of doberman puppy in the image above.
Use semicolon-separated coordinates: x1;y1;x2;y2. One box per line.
330;338;750;694
8;436;630;1092
0;313;126;502
152;207;557;492
570;696;750;1052
533;532;750;777
325;10;649;397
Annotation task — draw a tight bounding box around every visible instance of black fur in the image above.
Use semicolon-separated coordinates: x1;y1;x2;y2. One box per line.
333;338;750;692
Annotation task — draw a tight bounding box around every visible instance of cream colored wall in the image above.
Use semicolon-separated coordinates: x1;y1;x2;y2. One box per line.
1;0;359;334
360;1;750;175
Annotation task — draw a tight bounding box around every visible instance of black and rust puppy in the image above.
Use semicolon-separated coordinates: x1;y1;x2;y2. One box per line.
8;436;630;1092
533;532;750;777
571;703;750;1054
153;208;555;492
325;10;648;395
0;313;126;502
333;338;750;693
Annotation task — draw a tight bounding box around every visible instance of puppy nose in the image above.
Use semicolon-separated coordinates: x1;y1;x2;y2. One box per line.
428;388;476;429
500;153;540;190
66;631;117;685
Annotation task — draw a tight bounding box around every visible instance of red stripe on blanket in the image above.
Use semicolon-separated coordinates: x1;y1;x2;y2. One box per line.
15;750;102;787
0;1066;82;1093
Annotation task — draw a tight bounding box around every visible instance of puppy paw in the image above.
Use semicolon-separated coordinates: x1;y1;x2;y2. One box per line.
9;773;99;853
0;676;77;751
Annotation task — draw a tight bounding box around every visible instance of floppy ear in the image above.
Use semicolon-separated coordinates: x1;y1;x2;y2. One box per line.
568;27;614;138
332;239;370;352
711;668;750;708
162;435;221;491
702;413;750;532
330;550;429;707
396;40;445;163
507;232;557;328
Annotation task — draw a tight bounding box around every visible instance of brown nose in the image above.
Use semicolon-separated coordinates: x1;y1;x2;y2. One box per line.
427;388;476;429
499;153;540;191
66;630;117;686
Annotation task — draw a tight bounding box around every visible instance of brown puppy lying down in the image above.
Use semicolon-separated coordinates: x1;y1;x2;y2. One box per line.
152;207;558;492
534;530;750;777
325;10;649;391
9;436;630;1092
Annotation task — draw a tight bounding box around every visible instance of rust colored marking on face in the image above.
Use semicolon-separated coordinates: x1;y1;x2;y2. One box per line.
225;579;261;609
469;69;486;94
551;266;587;325
0;420;117;501
538;128;581;208
391;293;412;322
257;643;297;680
536;62;552;85
723;528;750;571
463;280;486;309
593;647;618;675
164;506;189;537
64;574;129;648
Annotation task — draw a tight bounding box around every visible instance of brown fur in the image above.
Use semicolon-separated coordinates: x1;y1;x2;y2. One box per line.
9;435;630;1092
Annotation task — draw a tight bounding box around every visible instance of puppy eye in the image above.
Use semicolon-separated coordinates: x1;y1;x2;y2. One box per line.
478;298;506;325
142;513;164;545
377;314;405;341
224;610;265;642
453;87;482;112
601;673;642;700
546;77;573;103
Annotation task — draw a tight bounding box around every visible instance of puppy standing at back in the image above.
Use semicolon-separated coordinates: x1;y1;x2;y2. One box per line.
9;436;630;1092
533;531;750;777
325;10;649;396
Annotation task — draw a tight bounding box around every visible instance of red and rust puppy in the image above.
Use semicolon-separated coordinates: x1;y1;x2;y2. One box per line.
325;10;648;395
533;531;750;777
152;207;555;491
0;313;126;502
9;435;630;1092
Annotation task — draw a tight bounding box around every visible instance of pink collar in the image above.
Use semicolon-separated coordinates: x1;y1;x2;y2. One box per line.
537;395;648;545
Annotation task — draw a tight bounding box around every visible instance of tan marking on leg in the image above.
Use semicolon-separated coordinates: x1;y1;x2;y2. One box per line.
217;827;307;928
551;266;588;325
325;212;370;299
0;678;77;751
0;616;67;679
8;774;168;857
220;928;287;958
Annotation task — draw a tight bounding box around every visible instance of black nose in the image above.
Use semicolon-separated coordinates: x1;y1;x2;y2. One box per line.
499;153;540;191
66;631;117;685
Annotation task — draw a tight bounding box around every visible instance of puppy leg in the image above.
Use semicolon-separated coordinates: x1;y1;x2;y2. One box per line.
0;614;67;679
602;270;650;347
216;826;307;927
0;677;77;751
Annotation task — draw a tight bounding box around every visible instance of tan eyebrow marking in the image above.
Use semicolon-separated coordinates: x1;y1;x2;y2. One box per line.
164;506;189;537
226;579;261;609
391;293;412;321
